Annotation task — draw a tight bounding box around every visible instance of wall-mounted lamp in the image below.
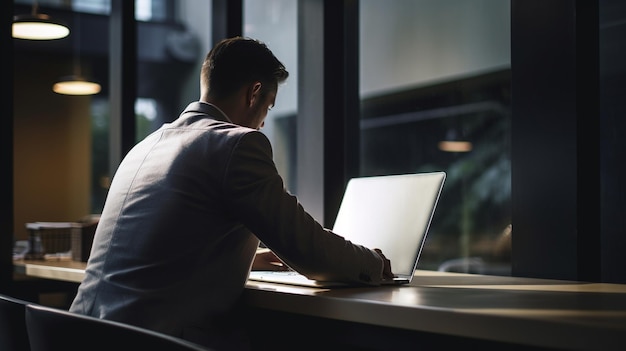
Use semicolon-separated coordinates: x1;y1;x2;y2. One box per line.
438;128;473;152
13;2;70;40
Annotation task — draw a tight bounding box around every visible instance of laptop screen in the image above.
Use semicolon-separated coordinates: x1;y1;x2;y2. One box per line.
331;172;446;278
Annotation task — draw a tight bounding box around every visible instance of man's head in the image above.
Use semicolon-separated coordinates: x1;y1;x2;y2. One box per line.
200;37;289;129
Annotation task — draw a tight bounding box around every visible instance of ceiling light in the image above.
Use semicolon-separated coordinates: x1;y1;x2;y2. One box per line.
438;140;473;153
52;12;100;96
13;2;70;40
438;128;473;152
53;76;101;95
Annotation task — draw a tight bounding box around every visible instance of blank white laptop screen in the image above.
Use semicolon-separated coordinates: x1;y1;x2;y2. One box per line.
248;171;446;287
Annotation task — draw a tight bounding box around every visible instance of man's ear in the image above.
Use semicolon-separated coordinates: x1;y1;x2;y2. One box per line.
247;82;263;107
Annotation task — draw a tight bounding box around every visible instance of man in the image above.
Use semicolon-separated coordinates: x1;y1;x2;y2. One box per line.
69;37;393;349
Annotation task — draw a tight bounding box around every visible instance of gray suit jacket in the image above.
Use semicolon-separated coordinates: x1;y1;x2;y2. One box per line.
69;101;383;347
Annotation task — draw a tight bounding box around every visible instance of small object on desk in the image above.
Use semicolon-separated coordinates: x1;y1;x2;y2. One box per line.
24;222;79;260
12;240;30;260
71;218;98;262
24;231;45;260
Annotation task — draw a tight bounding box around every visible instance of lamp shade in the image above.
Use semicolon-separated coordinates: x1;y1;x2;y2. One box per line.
438;140;473;152
53;75;101;95
13;13;70;40
438;128;473;152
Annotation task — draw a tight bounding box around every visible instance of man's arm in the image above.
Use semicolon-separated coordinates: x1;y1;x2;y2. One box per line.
251;247;289;271
225;131;386;285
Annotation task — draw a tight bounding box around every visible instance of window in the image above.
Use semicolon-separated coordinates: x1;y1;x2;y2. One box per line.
15;0;172;21
243;0;299;192
359;0;512;274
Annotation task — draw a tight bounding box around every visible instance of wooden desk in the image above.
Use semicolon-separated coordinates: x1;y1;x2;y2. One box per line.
14;260;626;350
13;259;86;283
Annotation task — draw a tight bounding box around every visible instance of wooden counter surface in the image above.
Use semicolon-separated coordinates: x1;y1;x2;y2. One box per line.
14;260;626;350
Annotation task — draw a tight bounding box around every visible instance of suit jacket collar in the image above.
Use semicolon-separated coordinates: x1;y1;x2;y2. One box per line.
182;101;233;124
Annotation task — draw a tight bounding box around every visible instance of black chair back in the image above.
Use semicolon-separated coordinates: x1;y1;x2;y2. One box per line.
25;304;212;351
0;294;31;351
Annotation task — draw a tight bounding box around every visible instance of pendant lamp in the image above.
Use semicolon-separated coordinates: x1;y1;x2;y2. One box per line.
53;75;102;96
13;1;70;40
52;13;101;96
438;128;473;153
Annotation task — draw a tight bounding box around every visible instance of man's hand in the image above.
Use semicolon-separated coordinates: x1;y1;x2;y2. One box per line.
374;248;395;281
252;248;290;271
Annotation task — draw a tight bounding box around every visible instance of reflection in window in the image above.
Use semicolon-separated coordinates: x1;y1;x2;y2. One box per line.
15;0;170;21
360;0;512;275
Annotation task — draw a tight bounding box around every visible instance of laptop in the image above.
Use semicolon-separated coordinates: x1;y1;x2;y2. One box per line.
248;171;446;288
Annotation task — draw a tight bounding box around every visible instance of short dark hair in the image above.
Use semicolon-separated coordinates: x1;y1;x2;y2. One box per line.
201;36;289;99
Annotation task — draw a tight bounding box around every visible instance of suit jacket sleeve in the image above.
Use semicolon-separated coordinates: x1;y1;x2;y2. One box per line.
223;130;384;285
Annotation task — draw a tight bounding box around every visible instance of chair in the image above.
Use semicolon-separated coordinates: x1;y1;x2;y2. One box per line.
0;293;31;351
25;304;213;351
